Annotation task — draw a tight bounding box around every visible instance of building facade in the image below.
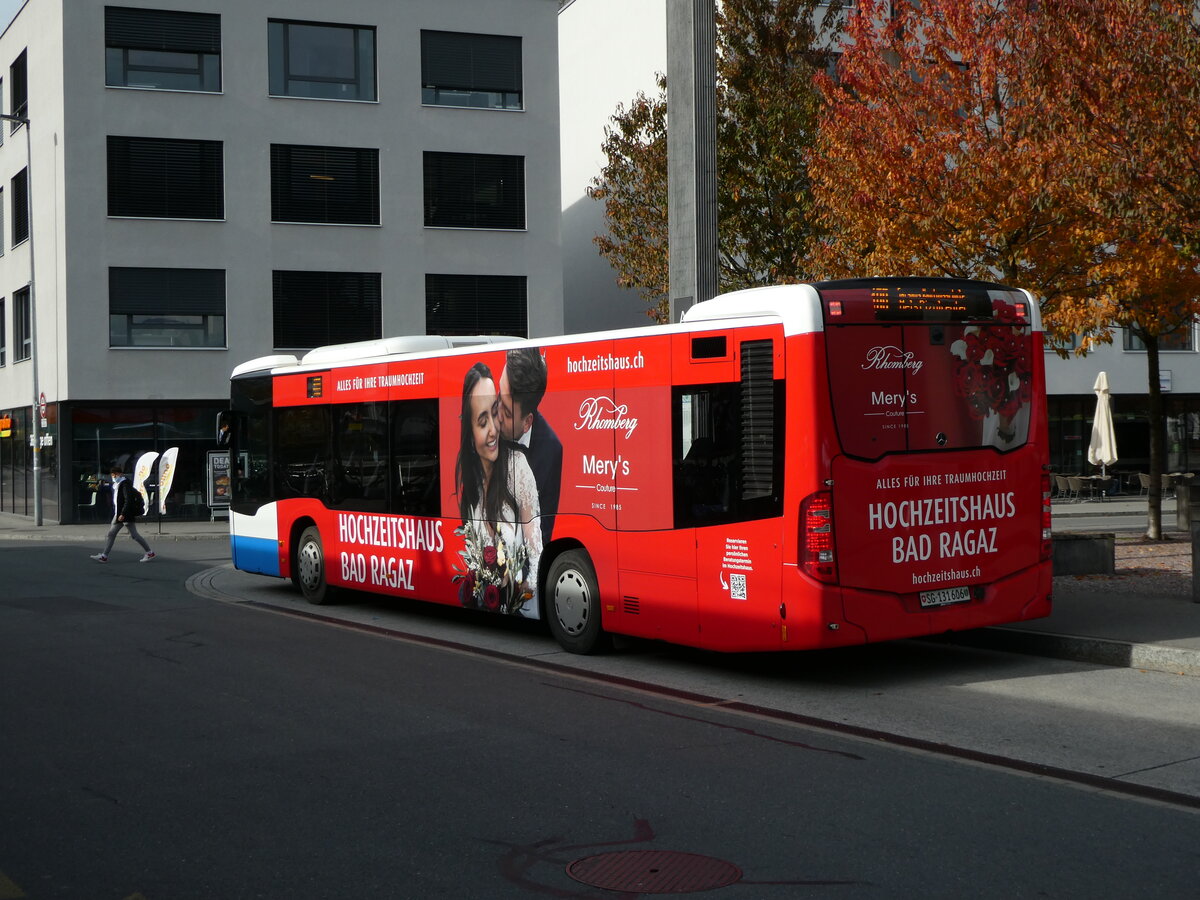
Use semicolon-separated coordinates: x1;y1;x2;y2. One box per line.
0;0;562;523
558;0;1200;483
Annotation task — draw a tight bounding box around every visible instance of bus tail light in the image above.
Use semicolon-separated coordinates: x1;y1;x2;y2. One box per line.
1040;473;1053;560
800;491;838;583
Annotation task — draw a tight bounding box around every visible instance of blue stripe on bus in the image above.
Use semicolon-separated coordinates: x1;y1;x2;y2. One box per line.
231;535;281;577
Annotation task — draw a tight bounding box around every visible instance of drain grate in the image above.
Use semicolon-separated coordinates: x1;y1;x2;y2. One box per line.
567;850;742;894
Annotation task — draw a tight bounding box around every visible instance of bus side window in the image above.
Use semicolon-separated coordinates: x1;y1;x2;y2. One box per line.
674;385;737;526
673;340;781;528
330;402;389;512
276;406;331;501
392;399;440;517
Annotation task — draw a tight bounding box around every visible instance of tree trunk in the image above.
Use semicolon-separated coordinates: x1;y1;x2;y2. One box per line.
1145;335;1164;540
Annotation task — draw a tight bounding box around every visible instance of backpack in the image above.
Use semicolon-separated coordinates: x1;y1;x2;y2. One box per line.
123;482;146;518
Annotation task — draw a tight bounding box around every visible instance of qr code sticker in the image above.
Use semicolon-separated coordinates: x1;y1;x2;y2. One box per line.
730;573;747;600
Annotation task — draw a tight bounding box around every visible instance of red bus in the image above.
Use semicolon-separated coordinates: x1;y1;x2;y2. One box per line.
226;278;1052;654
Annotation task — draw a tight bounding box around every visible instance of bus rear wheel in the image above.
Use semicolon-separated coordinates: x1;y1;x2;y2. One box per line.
295;526;336;605
546;550;608;654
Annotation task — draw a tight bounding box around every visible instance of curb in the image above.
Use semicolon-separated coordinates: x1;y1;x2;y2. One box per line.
933;627;1200;677
0;531;228;543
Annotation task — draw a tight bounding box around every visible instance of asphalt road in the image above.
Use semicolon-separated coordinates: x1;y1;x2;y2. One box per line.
2;541;1198;898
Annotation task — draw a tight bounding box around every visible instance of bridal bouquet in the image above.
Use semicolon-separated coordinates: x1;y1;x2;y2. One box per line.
453;521;531;615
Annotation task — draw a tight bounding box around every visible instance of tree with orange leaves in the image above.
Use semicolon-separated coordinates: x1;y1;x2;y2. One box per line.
1034;0;1200;536
811;0;1104;315
814;0;1200;538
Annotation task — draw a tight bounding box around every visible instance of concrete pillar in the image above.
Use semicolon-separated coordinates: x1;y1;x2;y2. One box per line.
666;0;718;323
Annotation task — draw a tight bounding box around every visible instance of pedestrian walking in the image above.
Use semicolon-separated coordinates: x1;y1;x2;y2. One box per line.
90;465;155;563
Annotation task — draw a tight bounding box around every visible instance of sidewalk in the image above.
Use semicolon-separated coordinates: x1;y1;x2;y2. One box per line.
2;505;1198;676
0;511;230;542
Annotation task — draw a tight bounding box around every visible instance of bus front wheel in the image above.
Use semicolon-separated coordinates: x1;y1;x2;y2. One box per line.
295;526;336;605
546;550;608;654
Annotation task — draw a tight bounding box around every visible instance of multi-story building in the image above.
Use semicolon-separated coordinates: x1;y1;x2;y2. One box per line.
0;0;562;523
559;0;1200;480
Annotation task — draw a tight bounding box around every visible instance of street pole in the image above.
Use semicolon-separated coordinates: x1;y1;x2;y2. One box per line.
1;112;40;525
666;0;718;324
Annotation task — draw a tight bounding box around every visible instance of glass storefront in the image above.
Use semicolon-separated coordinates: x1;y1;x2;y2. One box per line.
0;404;60;523
67;401;224;524
1048;394;1200;483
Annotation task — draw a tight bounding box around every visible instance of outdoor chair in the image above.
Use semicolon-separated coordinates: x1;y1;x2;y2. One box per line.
1067;475;1095;501
1138;473;1151;496
1054;474;1076;502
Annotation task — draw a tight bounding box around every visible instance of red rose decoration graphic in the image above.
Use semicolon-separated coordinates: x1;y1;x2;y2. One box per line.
950;299;1033;438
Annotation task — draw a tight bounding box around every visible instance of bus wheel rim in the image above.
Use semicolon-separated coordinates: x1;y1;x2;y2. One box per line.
554;569;589;636
298;540;321;591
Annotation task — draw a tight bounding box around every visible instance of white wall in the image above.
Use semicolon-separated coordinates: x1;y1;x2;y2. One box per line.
559;0;665;334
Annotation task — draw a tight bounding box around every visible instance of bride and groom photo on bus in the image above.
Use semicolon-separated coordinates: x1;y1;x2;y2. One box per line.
453;347;563;618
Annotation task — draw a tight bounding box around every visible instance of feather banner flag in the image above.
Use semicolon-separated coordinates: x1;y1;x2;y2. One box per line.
133;451;159;515
158;447;179;515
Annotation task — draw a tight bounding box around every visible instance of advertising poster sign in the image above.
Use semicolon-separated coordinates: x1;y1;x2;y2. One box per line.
207;449;246;508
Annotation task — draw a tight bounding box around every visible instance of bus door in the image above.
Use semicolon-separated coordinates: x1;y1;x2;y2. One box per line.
611;334;699;644
670;330;785;651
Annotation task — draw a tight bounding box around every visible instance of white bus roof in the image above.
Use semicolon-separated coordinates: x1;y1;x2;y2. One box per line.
230;334;522;379
231;281;1041;379
682;283;826;334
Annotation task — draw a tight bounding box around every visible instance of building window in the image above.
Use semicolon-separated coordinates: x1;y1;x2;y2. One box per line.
0;297;5;366
420;30;521;110
14;286;30;362
273;270;382;349
1124;324;1195;352
271;144;379;225
107;136;224;219
425;274;527;337
109;267;226;348
10;169;27;246
105;6;221;92
1045;332;1080;353
423;152;525;230
268;20;376;101
9;50;26;132
0;186;5;254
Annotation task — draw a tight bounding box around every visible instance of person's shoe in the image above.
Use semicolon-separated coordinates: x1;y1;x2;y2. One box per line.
139;551;156;562
90;554;108;563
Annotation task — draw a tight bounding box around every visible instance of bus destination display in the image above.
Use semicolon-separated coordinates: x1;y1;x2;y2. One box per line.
869;284;992;321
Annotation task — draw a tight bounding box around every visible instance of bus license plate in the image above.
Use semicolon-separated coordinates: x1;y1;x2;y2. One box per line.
919;586;971;608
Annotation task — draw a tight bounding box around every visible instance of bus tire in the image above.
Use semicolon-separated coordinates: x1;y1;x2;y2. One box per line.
295;526;336;605
546;550;608;654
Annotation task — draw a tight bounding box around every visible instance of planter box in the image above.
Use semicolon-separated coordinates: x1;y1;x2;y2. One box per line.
1052;532;1115;576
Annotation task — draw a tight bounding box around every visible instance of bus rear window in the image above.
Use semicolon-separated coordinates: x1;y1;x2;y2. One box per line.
826;315;1034;458
817;278;1029;324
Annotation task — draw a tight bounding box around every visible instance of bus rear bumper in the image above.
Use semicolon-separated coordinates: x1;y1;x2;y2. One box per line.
838;561;1053;645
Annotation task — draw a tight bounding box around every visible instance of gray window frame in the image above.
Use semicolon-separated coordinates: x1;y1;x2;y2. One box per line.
108;267;227;349
268;19;377;102
14;286;30;362
420;30;522;110
105;6;221;93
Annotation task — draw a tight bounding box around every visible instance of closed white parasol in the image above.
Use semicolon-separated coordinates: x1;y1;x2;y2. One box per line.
1087;371;1118;477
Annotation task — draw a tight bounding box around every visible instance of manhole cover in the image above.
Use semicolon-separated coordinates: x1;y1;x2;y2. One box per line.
567;850;742;894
